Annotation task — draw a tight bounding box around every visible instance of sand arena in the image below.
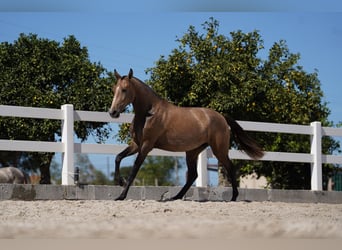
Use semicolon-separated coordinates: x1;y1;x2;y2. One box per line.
0;200;341;239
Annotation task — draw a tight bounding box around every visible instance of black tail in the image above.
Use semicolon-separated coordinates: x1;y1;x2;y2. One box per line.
225;116;264;160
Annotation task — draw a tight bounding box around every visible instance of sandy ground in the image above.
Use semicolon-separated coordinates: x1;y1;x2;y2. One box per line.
0;200;341;239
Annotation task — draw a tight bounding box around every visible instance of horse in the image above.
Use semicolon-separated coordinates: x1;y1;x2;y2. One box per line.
0;166;30;184
109;69;264;201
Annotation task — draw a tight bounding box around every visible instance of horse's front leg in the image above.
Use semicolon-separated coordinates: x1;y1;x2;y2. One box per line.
114;142;138;186
115;144;151;201
169;148;203;201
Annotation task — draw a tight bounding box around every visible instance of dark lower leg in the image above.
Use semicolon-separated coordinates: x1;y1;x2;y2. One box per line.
214;153;239;201
171;164;198;200
115;151;146;201
227;158;239;201
114;154;127;186
114;144;138;186
170;147;208;200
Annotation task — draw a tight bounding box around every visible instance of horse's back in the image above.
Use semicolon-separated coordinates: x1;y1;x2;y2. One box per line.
173;106;228;132
153;104;230;152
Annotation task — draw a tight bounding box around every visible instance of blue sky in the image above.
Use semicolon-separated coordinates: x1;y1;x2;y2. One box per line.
1;1;342;181
1;11;341;123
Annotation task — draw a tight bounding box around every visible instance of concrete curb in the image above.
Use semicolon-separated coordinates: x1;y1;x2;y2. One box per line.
1;184;342;203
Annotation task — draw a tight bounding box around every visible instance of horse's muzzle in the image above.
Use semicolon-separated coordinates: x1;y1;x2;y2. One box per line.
109;110;120;118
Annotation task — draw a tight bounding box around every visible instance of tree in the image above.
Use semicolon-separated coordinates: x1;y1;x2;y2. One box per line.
146;18;339;189
0;33;113;183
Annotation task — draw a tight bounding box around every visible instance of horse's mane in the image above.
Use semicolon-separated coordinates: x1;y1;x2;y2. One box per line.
131;76;162;100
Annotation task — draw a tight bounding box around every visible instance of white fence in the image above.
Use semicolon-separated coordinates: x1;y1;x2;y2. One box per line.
1;104;342;191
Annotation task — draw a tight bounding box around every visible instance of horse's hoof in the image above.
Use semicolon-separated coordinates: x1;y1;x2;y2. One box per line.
159;197;176;202
230;195;238;202
115;195;126;201
167;196;182;201
231;190;239;202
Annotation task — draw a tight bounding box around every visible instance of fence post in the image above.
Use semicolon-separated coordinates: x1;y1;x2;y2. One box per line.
61;104;74;185
196;149;208;187
310;121;322;191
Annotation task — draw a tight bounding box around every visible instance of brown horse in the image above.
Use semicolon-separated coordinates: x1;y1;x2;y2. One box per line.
109;69;264;201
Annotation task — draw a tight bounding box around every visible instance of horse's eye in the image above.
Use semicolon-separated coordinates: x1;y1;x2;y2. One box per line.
122;89;127;93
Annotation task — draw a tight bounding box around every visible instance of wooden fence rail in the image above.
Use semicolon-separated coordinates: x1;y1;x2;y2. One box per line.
1;104;342;190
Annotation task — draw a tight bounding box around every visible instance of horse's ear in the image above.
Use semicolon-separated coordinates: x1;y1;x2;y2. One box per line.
114;69;121;80
128;68;133;79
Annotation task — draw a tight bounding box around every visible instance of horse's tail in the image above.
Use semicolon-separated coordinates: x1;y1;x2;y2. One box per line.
225;115;264;160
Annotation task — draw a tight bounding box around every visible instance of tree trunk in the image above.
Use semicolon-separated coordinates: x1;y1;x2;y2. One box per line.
39;153;54;184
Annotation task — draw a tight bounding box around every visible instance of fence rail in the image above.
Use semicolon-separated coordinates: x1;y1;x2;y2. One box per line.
1;104;342;190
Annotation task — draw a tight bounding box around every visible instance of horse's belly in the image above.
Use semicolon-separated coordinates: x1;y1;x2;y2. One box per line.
155;133;207;152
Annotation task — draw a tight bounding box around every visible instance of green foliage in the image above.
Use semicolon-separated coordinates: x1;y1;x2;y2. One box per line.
145;18;339;189
0;34;113;175
120;156;179;186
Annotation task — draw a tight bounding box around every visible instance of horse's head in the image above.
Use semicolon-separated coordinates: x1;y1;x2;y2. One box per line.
109;68;135;118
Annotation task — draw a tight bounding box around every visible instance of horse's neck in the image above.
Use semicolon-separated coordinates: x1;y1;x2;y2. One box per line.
132;79;161;116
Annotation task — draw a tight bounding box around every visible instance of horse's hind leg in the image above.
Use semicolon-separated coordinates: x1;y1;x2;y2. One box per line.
114;142;138;186
225;158;239;201
215;154;239;201
209;129;238;201
171;145;207;200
